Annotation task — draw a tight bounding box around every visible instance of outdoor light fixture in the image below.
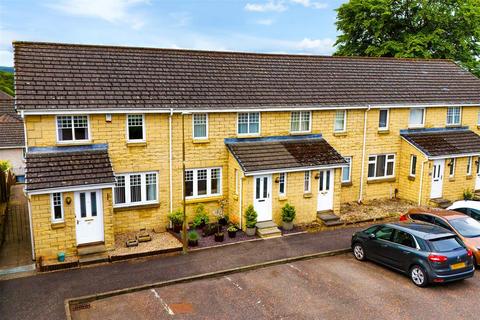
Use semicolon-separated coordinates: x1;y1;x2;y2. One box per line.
314;173;320;179
275;177;279;183
65;197;72;205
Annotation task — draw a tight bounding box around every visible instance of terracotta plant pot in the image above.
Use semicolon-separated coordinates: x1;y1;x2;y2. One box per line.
282;221;294;231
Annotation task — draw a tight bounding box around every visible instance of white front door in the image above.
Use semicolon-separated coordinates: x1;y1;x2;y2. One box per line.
430;160;445;199
75;189;104;245
253;175;272;222
317;169;334;212
476;157;480;191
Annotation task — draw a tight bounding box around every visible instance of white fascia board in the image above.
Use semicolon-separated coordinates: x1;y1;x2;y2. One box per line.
244;164;347;176
429;153;480;160
26;183;115;195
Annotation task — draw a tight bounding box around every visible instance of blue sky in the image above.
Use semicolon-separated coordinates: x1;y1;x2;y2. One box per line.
0;0;347;66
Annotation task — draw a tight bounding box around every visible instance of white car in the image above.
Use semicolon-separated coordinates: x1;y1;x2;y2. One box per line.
448;201;480;221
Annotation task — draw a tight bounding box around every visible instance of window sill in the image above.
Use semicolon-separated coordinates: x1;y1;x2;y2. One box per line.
303;193;313;198
408;176;416;181
126;141;147;147
51;221;65;229
290;131;311;135
378;129;390;134
448;177;455;182
446;124;462;128
367;177;396;184
185;195;223;204
278;195;288;201
408;125;425;129
192;139;210;144
237;134;260;138
341;182;352;187
113;203;160;212
56;141;92;147
466;175;473;180
333;131;347;137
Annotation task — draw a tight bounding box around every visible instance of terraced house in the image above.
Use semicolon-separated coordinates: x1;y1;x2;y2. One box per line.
13;41;480;262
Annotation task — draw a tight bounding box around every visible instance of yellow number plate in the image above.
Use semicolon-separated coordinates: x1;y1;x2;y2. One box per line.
450;262;466;270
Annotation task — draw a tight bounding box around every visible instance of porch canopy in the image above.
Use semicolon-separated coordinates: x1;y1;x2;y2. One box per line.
25;144;115;194
225;134;347;175
400;127;480;159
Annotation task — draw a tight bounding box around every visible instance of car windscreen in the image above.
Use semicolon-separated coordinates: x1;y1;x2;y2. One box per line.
428;237;464;252
449;217;480;238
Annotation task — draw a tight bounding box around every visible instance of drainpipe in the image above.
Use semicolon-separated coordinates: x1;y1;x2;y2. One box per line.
418;158;429;206
168;108;173;214
239;175;243;229
358;105;371;203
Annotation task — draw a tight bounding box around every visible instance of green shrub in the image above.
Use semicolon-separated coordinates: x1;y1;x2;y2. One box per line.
281;203;296;223
0;160;11;172
168;209;184;225
245;205;257;228
188;230;199;241
192;204;209;228
463;189;474;200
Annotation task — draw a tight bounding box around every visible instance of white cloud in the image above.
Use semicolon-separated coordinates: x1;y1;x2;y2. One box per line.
47;0;149;29
293;37;335;54
245;1;287;12
290;0;328;9
256;19;274;26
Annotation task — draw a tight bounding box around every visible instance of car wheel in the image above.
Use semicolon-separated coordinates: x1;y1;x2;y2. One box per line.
410;265;428;287
353;243;366;261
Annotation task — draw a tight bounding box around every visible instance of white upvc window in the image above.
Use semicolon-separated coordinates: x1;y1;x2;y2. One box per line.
237;112;260;135
193;114;208;139
378;109;389;130
409;108;425;128
304;171;311;193
279;172;286;196
290;111;311;133
368;154;395;179
56;115;90;142
467;156;473;176
185;167;222;198
114;172;158;207
50;192;64;222
446;107;461;126
334;110;347;132
449;158;456;177
409;155;417;177
342;156;352;183
127;114;145;142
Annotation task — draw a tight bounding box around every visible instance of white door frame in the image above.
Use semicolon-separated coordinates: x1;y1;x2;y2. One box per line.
74;189;104;245
253;174;272;222
430;159;445;199
317;169;334;212
476;157;480;191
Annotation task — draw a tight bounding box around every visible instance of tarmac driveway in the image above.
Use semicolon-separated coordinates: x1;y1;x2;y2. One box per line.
71;253;479;320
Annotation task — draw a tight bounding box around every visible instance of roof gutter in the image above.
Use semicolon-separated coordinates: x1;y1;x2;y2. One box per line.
358;105;371;203
243;163;347;176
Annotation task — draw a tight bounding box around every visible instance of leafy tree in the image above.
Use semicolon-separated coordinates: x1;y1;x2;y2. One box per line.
335;0;480;76
0;71;14;96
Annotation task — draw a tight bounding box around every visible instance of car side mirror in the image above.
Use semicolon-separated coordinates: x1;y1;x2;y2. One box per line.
369;233;376;240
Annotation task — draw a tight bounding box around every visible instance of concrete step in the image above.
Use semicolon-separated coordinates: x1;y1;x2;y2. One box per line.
430;198;452;209
256;227;282;239
317;213;339;222
79;252;109;266
323;220;344;227
77;244;106;256
256;220;278;229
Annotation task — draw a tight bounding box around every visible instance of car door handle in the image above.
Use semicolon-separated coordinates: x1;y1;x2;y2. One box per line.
402;251;411;255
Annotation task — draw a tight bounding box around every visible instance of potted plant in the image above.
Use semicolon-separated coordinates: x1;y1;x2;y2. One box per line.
227;225;238;238
202;223;217;237
215;199;229;226
214;224;225;242
464;189;474;200
192;205;209;229
188;230;199;247
281;203;296;231
245;205;257;236
168;209;184;233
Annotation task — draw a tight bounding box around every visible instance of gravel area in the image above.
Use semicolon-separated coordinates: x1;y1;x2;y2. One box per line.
111;231;182;257
170;226;259;249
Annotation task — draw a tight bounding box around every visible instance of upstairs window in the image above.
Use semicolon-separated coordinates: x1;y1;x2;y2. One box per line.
378;109;389;130
446;107;461;126
57;115;89;142
334;110;347;132
368;154;395;179
193;114;208;139
237;112;260;135
127;114;145;141
291;111;311;133
51;192;64;222
114;172;158;207
409;108;425;128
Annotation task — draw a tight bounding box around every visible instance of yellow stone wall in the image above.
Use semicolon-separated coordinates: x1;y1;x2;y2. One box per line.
30;189;114;261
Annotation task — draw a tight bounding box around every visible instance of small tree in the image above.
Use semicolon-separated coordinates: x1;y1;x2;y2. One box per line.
168;209;184;226
192;204;209;228
245;205;258;228
281;203;296;223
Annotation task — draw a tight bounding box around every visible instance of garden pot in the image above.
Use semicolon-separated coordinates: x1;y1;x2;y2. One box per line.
57;252;65;262
219;218;228;226
282;221;294;231
245;227;256;236
228;230;237;238
173;224;182;233
214;233;225;242
188;239;198;247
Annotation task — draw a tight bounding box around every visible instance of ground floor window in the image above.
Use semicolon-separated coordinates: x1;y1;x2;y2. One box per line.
185;167;222;198
304;171;311;193
50;192;64;222
467;156;473;176
410;155;417;177
114;172;158;207
368;154;395;179
448;158;456;177
342;157;352;183
279;172;286;196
